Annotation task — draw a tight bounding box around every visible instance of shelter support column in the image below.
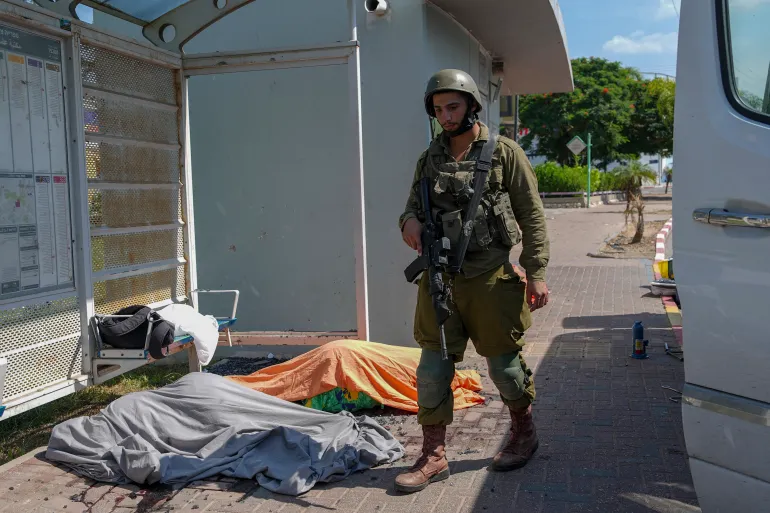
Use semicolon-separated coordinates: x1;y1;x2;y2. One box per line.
348;0;370;341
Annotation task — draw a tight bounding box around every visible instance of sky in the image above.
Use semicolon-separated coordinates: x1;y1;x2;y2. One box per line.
557;0;681;79
558;0;770;100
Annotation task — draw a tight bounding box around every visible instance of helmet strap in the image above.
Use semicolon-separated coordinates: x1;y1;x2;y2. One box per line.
444;113;476;137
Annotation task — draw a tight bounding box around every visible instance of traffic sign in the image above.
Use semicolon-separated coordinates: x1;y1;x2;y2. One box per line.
567;135;587;155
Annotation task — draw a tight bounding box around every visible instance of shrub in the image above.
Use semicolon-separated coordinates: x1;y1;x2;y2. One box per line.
533;162;621;193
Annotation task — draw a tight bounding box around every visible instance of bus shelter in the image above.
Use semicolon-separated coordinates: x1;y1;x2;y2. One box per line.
0;0;572;420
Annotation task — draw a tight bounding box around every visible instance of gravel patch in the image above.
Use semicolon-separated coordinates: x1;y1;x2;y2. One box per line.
204;356;287;376
590;219;666;260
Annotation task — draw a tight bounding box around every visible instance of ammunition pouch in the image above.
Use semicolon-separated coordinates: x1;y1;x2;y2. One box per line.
426;138;524;252
440;209;462;247
492;193;521;248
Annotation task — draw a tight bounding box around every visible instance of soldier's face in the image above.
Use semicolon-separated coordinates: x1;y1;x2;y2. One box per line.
433;92;469;132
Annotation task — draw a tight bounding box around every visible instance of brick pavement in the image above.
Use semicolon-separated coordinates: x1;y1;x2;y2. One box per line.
0;204;699;512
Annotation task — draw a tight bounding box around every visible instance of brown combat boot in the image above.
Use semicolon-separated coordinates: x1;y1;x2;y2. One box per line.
394;425;450;493
491;405;539;471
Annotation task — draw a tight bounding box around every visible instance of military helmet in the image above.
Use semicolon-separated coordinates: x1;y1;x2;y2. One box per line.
424;69;483;117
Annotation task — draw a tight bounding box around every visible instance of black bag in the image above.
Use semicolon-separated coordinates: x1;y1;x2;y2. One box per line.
97;305;176;360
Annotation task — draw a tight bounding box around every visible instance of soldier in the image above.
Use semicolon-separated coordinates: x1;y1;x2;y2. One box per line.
395;69;550;493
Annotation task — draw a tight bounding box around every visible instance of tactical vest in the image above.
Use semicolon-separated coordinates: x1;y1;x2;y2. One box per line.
422;141;521;255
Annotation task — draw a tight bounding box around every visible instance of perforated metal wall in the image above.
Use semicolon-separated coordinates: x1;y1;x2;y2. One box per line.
0;297;81;401
93;267;187;315
3;336;82;401
0;297;80;355
80;44;177;104
88;189;181;228
91;229;185;272
81;42;187;318
86;140;179;183
83;92;179;145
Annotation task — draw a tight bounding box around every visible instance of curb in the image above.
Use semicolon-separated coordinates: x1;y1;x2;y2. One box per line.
652;218;682;346
654;217;673;267
663;295;683;346
0;446;48;475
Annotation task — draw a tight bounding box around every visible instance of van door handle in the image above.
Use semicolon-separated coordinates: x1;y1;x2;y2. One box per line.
693;208;770;228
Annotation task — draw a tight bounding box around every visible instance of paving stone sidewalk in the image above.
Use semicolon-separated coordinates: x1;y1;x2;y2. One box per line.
0;204;699;512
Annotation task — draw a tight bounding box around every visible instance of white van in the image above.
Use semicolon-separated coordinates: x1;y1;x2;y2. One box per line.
675;0;770;510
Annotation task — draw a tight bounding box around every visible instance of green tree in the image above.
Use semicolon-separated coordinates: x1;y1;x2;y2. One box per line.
610;161;658;243
739;89;765;111
517;58;675;167
518;57;643;168
623;78;675;158
648;78;675;127
622;78;676;157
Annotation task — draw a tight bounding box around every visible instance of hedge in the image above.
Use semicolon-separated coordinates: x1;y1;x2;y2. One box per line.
533;162;622;193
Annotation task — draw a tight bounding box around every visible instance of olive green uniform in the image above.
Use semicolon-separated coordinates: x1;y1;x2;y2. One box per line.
398;123;550;426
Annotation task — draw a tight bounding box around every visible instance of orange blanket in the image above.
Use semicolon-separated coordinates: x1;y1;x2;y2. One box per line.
226;339;485;412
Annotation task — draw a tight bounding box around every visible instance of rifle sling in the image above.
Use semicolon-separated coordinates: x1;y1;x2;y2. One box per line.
450;134;497;274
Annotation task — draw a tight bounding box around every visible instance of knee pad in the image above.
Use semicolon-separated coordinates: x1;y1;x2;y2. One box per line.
416;349;454;409
486;352;527;402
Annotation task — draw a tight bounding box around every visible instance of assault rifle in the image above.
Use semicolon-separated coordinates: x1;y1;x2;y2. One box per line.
403;134;497;361
404;176;452;360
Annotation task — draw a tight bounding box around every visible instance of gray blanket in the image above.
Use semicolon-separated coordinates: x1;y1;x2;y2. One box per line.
45;372;404;496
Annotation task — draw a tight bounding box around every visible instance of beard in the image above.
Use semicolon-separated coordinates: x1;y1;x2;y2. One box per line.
443;114;476;137
441;98;478;137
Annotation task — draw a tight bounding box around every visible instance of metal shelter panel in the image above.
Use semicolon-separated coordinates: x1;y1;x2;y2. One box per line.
179;0;369;344
0;12;84;411
0;297;81;402
84;0;191;23
0;0;192;419
0;0;369;417
79;41;189;317
28;0;260;55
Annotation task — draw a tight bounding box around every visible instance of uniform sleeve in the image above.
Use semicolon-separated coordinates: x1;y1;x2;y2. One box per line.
398;153;426;231
504;145;550;282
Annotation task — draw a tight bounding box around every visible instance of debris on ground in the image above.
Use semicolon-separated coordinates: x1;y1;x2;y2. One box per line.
366;407;414;436
204;356;287;376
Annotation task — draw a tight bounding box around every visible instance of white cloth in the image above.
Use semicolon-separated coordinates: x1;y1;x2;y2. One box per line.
156;304;219;365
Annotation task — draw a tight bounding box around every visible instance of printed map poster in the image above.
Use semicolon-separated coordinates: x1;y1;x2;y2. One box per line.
0;52;12;172
53;176;72;284
0;23;73;303
45;62;66;175
0;226;20;296
6;51;32;174
27;56;50;175
34;174;56;288
0;173;35;296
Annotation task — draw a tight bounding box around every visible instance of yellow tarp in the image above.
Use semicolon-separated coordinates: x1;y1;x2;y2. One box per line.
226;339;485;412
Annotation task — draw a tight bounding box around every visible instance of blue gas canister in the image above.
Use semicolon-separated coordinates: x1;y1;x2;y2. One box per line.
631;321;649;359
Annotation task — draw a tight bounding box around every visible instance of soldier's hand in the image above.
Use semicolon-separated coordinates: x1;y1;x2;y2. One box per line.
527;281;549;312
402;218;423;254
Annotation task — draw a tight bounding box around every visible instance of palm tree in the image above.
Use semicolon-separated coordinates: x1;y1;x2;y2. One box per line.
610;161;658;243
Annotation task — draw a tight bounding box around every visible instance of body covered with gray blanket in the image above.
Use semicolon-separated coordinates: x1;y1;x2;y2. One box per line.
45;372;404;495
